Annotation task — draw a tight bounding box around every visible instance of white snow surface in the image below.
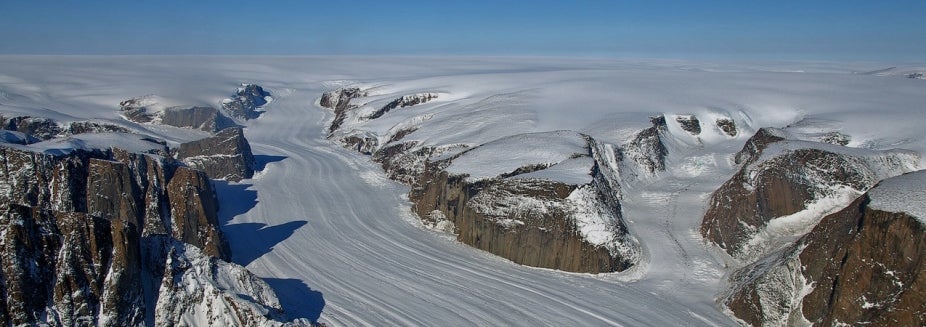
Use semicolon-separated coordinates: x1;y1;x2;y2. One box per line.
868;170;926;222
2;56;925;326
7;132;166;156
446;130;590;182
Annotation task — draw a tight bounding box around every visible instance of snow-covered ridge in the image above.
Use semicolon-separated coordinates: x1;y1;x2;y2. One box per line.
445;130;590;183
5;132;168;156
868;170;926;222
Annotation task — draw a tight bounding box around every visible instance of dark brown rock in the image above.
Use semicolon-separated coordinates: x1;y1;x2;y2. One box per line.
733;128;785;165
725;183;926;326
166;166;230;260
409;147;636;273
702;144;910;259
176;127;255;181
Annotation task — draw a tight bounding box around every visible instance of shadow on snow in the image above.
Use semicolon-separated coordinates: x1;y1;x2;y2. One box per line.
264;278;326;324
211;167;321;323
253;154;287;172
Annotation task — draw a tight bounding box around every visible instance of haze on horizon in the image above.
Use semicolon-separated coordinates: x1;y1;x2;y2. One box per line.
2;0;925;62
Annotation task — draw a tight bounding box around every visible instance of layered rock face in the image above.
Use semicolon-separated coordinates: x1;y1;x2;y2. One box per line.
409;133;639;273
0;140;301;326
321;87;641;273
160;106;236;132
701;128;918;261
222;84;272;120
724;171;926;326
176;127;256;181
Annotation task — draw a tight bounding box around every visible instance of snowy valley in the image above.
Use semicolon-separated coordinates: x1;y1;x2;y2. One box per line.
0;56;924;326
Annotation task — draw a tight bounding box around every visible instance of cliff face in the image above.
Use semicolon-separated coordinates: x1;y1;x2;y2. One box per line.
410;162;637;273
701;128;918;261
0;141;299;326
319;88;644;273
724;171;926;326
161;106;236;132
222;84;272;120
176;127;256;181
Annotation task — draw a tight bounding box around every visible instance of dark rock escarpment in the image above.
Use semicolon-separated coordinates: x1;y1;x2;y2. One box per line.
160;106;236;132
675;114;701;135
367;93;438;120
320;88;642;273
724;171;926;326
222;84;271;120
176;127;256;181
701;128;917;260
410;165;635;273
0;142;261;325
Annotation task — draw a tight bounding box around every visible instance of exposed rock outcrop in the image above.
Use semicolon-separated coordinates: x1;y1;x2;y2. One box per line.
176;127;256;181
675;114;701;135
367;93;438;120
320;88;652;273
716;118;738;137
0;115;61;140
618;115;671;181
701;128;918;261
409;134;639;273
161;106;236;132
119;95;238;132
0;138;304;326
0;114;133;142
724;171;926;326
222;84;272;120
319;87;366;134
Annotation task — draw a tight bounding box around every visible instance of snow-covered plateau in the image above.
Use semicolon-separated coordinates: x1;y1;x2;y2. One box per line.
0;56;924;326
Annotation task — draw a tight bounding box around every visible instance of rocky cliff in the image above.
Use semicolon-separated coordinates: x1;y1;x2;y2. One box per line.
119;97;236;133
161;106;237;132
222;84;272;120
0;136;305;326
409;133;640;273
701;128;918;261
723;170;926;326
176;127;256;181
319;88;647;273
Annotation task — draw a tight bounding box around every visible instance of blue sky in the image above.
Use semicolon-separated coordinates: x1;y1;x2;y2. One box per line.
2;1;924;61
